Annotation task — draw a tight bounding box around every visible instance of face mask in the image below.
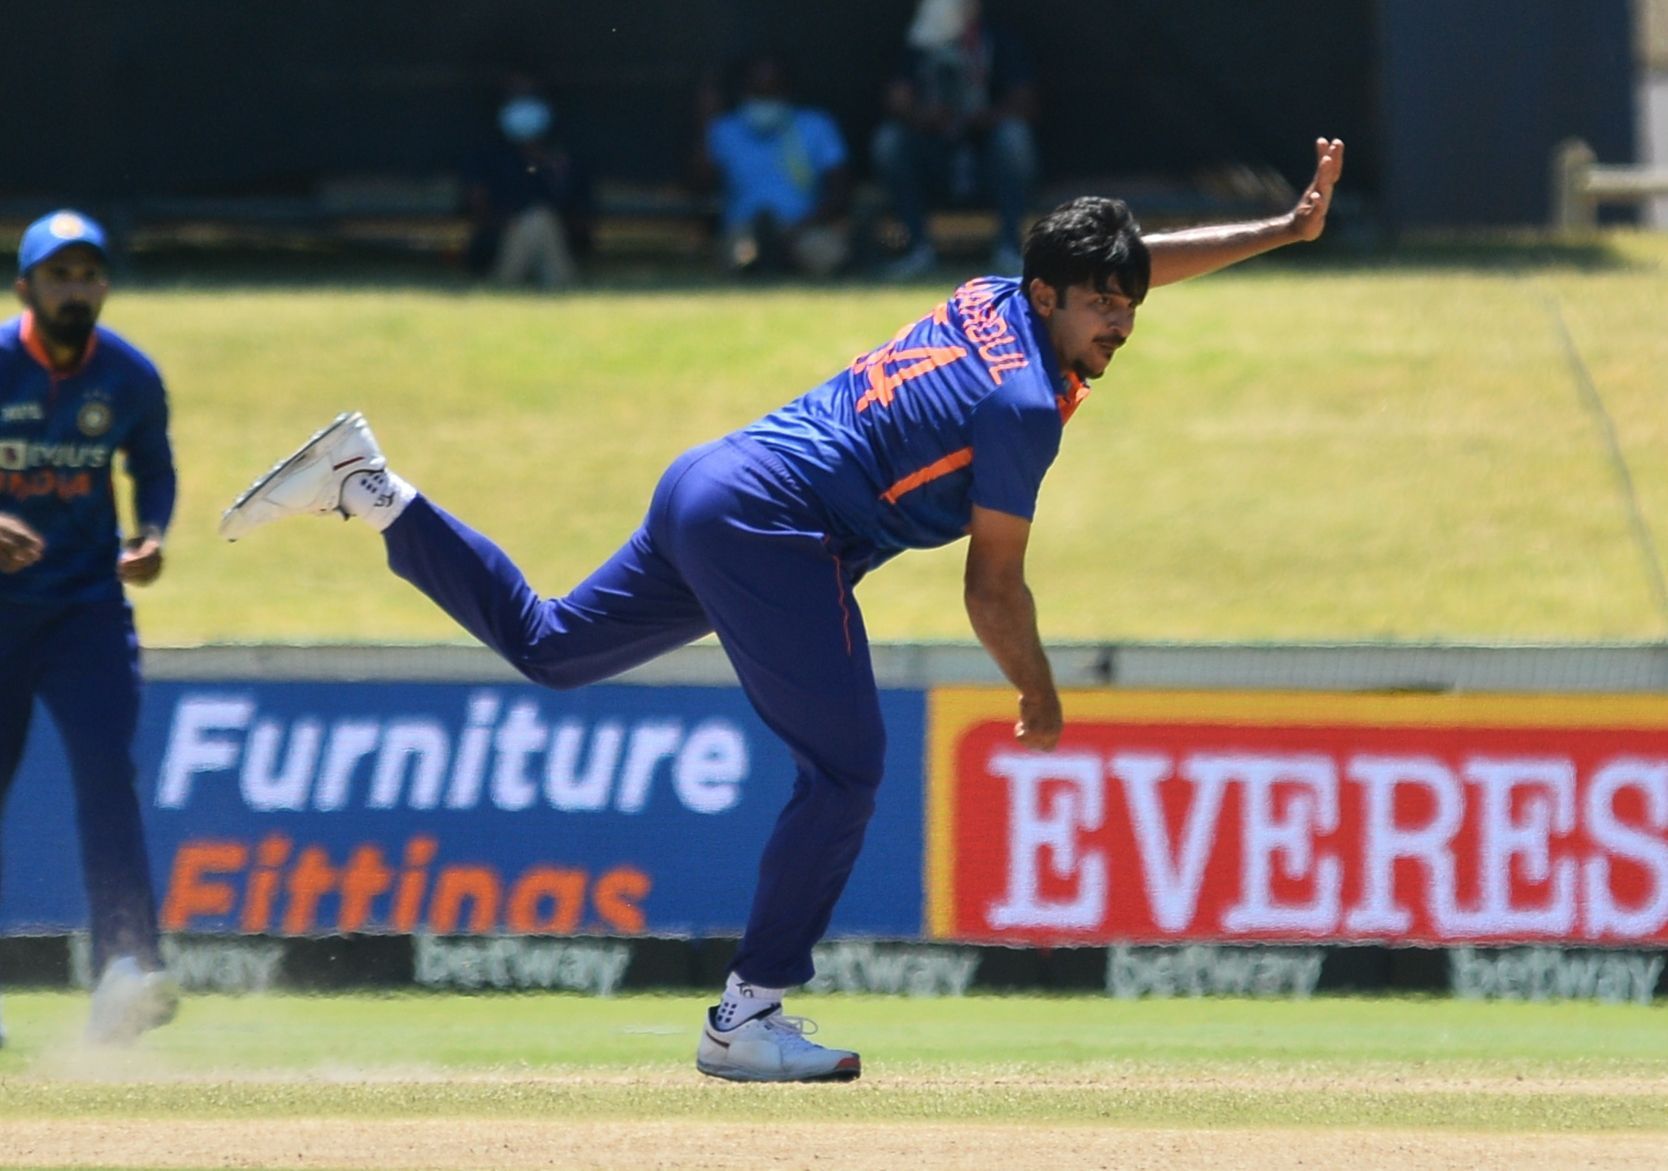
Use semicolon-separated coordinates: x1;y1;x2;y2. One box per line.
499;97;552;143
739;98;791;134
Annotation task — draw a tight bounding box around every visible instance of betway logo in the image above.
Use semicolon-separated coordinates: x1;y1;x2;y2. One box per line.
807;941;980;996
978;747;1668;942
156;690;750;815
1450;946;1663;1005
414;935;631;995
1107;944;1325;1000
69;934;285;993
0;440;110;470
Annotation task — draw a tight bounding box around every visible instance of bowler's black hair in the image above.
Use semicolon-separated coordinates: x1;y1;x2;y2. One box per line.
1022;196;1150;303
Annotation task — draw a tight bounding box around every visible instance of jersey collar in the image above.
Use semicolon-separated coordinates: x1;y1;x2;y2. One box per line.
1057;372;1090;423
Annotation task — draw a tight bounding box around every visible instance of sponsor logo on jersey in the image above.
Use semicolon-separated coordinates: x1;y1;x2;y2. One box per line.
0;440;111;471
0;469;94;502
1;402;45;423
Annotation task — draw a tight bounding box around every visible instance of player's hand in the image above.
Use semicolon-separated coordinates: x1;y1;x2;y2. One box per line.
1289;137;1345;243
1015;689;1063;751
0;513;45;573
117;530;165;586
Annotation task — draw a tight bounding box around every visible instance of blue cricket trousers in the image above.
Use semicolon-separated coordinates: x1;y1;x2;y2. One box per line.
383;435;886;987
0;597;163;975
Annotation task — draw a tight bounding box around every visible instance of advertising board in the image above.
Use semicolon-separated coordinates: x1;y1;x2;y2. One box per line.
2;681;925;939
928;689;1668;946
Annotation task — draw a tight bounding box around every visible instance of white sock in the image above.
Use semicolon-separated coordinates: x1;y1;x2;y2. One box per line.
714;971;785;1031
340;468;416;532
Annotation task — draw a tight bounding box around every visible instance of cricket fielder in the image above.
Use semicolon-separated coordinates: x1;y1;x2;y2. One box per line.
0;211;181;1046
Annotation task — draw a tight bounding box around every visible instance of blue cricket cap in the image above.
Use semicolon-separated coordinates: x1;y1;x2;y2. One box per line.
17;209;108;277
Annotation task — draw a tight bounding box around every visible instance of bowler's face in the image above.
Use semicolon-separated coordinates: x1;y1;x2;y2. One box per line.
1031;277;1139;381
17;244;109;344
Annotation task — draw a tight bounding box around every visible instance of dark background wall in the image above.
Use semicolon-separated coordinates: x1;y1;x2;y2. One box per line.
0;0;1636;228
1378;0;1636;228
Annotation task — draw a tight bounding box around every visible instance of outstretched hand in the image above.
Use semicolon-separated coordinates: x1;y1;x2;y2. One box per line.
1289;137;1345;242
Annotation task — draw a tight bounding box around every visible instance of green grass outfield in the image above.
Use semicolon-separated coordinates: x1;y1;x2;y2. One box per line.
2;991;1665;1132
104;232;1668;646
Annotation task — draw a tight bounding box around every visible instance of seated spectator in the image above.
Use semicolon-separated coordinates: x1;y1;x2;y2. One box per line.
872;0;1040;278
696;53;852;278
464;80;594;289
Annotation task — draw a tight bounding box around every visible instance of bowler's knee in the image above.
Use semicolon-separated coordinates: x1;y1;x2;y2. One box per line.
820;725;887;797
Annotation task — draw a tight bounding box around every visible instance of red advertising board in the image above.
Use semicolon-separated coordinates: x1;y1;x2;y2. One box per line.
927;690;1668;945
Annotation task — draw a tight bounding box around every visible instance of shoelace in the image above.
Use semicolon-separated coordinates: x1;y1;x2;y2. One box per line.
761;1012;825;1051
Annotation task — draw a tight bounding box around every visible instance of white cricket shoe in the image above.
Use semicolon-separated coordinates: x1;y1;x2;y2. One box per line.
695;1005;861;1083
86;956;180;1046
218;411;385;541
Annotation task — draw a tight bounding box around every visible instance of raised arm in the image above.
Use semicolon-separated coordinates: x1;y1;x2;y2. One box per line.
1145;137;1344;288
964;504;1062;750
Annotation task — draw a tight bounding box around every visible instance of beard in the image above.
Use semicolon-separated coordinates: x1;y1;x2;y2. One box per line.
34;302;98;355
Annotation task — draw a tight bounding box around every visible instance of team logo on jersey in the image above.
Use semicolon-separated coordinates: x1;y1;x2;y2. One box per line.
77;398;113;437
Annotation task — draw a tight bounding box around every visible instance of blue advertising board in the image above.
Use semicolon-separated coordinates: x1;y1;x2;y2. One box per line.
1;681;926;939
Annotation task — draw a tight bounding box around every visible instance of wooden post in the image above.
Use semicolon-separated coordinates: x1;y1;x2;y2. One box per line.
1551;138;1598;230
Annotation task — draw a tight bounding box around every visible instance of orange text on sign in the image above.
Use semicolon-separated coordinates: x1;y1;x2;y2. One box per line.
160;834;650;935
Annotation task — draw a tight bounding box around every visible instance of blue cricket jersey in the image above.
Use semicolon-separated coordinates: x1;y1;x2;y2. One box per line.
0;313;176;604
744;276;1085;563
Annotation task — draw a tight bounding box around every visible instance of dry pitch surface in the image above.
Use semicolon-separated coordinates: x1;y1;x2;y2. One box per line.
6;1068;1666;1170
8;1118;1666;1171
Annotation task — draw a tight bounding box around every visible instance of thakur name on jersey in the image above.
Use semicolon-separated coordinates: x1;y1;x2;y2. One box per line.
0;313;176;604
744;276;1086;563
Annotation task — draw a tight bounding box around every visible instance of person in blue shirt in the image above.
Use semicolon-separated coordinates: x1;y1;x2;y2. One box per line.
221;139;1344;1082
697;53;852;278
0;210;180;1046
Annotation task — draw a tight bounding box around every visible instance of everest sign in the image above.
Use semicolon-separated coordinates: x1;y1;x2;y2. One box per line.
927;690;1668;946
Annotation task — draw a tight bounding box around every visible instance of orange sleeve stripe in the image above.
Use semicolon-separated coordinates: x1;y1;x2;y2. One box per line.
880;446;973;504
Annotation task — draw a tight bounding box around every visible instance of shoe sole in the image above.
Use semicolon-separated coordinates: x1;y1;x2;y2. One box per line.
695;1057;861;1083
220;411;361;540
